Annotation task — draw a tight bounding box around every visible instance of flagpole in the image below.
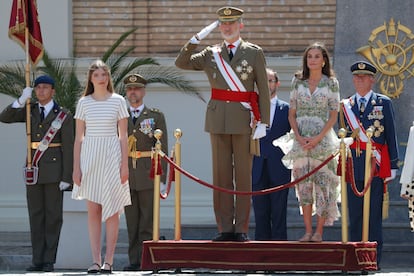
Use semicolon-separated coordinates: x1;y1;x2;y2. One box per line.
24;1;32;169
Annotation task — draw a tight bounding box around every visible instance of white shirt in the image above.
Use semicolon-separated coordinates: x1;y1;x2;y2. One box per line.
269;96;277;128
225;38;241;56
356;90;373;110
39;100;54;118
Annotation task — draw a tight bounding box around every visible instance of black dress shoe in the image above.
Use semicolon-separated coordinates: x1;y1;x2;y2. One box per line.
234;233;249;242
123;264;140;271
212;232;235;241
26;264;43;272
43;263;54;272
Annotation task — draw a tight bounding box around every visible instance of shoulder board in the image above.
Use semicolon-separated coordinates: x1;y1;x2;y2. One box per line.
244;41;261;50
150;108;161;113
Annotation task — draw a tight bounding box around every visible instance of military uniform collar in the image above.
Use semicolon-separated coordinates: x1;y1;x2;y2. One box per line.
224;38;241;49
355;90;373;104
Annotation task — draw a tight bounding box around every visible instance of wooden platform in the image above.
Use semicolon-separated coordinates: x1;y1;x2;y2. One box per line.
142;240;378;273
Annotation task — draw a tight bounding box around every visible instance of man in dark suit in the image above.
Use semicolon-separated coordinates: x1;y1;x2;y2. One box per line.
123;74;168;271
175;6;270;242
252;69;291;241
0;75;73;272
340;61;399;266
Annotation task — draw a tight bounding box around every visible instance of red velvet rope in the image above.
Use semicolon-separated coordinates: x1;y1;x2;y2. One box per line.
347;153;377;197
160;154;175;199
160;151;339;196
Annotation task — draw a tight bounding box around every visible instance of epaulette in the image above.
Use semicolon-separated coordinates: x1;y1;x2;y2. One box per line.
244;41;261;50
150;108;161;113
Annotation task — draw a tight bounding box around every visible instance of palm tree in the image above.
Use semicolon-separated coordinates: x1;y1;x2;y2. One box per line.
0;28;203;114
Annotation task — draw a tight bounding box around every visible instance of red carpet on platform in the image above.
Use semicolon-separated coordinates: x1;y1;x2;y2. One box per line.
142;240;377;272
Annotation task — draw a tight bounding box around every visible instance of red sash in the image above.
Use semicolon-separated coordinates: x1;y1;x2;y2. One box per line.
350;141;391;178
211;88;260;121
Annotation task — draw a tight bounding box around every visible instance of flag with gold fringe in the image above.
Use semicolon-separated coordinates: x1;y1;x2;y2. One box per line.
8;0;44;65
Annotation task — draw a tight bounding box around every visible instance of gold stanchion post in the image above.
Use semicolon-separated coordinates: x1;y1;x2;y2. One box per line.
152;129;163;241
174;129;182;241
362;127;374;242
338;128;348;243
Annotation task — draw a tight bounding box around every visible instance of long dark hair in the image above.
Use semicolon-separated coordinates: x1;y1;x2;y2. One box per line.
295;42;335;80
82;60;114;96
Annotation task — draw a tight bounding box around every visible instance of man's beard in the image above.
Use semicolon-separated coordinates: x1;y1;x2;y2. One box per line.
221;32;239;41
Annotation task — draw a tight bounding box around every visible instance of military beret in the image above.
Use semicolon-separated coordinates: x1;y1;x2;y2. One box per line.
34;75;55;87
350;61;377;75
216;6;244;22
124;73;147;88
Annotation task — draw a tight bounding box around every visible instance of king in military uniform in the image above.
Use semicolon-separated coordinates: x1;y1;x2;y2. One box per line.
175;6;270;242
123;73;168;271
0;75;74;272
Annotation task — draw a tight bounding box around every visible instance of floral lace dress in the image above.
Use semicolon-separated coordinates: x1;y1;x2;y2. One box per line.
274;76;340;225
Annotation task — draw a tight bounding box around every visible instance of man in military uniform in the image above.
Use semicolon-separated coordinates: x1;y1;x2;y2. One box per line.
123;73;168;271
0;75;74;272
340;61;399;266
175;6;270;242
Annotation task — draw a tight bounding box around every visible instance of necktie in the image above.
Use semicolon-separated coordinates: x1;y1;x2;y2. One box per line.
40;106;45;122
228;44;235;60
132;109;139;124
359;97;367;113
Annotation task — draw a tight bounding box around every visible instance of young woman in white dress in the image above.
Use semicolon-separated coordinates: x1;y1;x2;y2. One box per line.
72;60;131;273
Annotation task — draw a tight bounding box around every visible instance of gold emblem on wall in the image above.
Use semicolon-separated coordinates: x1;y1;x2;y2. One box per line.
357;18;414;98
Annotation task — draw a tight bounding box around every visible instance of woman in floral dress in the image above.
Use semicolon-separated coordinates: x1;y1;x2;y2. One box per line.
274;42;340;242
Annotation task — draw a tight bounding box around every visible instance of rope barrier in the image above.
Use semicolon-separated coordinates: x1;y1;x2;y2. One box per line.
160;151;339;196
347;153;377;197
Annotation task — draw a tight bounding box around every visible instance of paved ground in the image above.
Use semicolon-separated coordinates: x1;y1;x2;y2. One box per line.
1;267;414;275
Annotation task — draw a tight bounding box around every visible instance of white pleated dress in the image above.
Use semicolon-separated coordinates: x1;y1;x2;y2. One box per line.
72;93;131;222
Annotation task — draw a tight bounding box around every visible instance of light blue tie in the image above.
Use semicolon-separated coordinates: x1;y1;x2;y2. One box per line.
359;97;367;113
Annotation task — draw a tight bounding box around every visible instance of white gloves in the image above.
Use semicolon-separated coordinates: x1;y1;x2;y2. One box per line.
190;21;219;44
59;181;71;191
18;87;33;106
253;122;267;139
385;169;397;183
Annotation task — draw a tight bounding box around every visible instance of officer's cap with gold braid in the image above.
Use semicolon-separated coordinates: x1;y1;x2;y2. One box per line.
124;73;147;88
216;6;244;22
350;61;377;76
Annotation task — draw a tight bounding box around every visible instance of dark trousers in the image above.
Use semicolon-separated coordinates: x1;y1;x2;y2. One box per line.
252;159;289;240
347;177;384;264
124;189;153;266
26;183;63;265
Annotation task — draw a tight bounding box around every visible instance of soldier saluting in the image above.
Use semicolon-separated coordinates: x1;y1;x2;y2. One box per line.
0;75;74;272
175;6;270;242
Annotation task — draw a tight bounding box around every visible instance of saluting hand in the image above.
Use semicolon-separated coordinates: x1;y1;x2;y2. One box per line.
190;20;219;44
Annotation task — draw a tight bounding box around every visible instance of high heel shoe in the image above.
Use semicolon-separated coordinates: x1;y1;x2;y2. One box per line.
87;263;101;274
298;232;312;242
101;262;113;274
311;232;322;242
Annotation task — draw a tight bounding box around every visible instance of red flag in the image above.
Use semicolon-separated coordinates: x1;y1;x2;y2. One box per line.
8;0;44;65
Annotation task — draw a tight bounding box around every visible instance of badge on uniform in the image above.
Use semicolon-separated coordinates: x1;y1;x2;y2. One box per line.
139;118;155;137
368;105;384;120
371;119;385;137
236;60;253;80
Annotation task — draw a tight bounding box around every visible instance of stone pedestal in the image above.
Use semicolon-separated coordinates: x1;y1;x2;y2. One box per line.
55;192;91;269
